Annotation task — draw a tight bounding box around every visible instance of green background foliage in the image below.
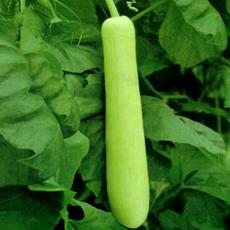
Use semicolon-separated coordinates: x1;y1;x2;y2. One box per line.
0;0;229;229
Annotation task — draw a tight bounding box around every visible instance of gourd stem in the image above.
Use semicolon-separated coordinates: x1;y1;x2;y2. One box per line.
105;0;120;17
215;91;222;135
132;0;168;22
19;0;25;12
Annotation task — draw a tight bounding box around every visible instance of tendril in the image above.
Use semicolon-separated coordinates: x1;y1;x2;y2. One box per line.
127;0;138;12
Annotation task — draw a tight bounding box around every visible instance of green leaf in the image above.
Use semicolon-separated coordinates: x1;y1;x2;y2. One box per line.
183;192;226;230
180;101;230;121
0;43;30;97
0;18;17;45
168;144;217;185
0;43;64;180
147;151;170;182
137;37;169;76
44;0;100;43
159;0;227;67
20;7;46;53
159;210;192;230
0;137;38;187
185;167;230;203
180;117;225;152
79;117;105;198
66;73;104;119
49;43;102;73
226;0;230;14
28;131;89;190
0;0;17;16
0;187;62;230
159;192;226;230
26;52;80;133
69;199;126;230
29;177;65;192
142;96;225;154
57;131;89;189
0;1;230;229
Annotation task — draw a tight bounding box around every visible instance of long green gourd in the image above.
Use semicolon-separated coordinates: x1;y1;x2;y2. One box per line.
102;0;149;228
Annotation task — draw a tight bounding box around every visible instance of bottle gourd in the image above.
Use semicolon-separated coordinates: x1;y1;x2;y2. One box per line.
102;14;149;229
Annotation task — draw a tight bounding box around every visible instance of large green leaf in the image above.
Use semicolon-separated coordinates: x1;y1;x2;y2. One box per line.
0;0;17;16
26;52;80;133
185;167;230;203
46;0;100;43
159;192;226;230
49;43;101;73
183;192;226;230
137;37;169;76
20;7;46;53
79;117;105;198
57;131;89;189
159;210;193;230
66;73;104;119
142;96;225;154
168;144;217;185
0;187;62;230
68;199;126;230
0;138;38;187
0;18;17;45
0;43;64;181
159;0;227;67
180;101;230;121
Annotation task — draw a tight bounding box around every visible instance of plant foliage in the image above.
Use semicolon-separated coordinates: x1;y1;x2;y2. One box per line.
0;0;229;229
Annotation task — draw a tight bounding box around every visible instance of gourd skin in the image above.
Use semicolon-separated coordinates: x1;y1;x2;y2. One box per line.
102;16;149;229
